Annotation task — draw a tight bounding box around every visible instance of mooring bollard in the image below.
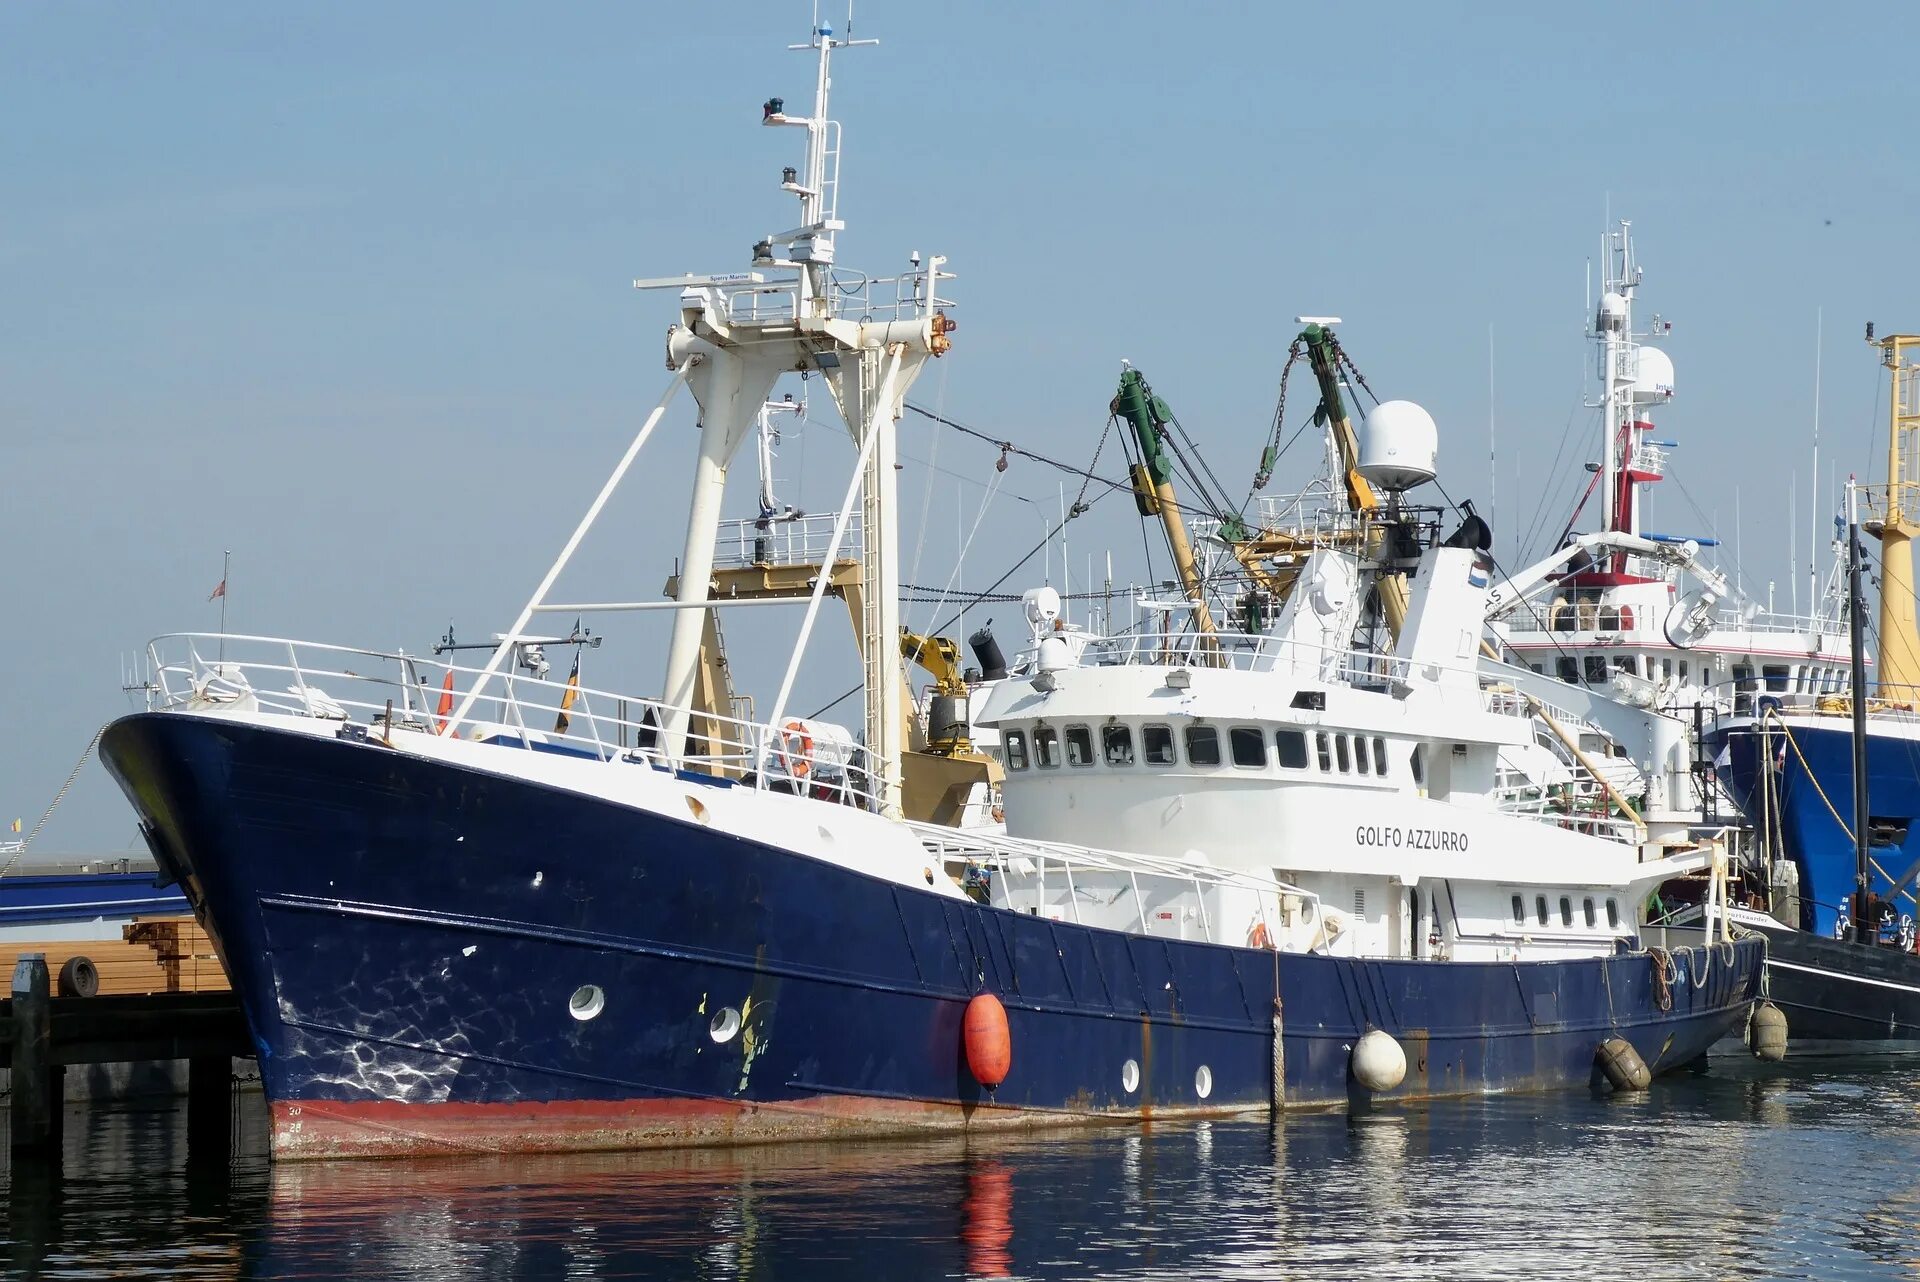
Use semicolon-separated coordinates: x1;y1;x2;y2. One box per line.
10;954;63;1158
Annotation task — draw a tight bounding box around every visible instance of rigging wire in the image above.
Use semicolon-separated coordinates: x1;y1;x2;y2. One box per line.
903;359;949;599
904;402;1130;496
806;486;1122;719
1517;402;1596;561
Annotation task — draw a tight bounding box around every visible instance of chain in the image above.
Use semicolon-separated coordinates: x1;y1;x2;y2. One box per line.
1329;334;1378;406
1253;340;1304;492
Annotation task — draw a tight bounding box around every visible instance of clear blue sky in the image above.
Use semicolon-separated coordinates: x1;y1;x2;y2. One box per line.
4;2;1915;853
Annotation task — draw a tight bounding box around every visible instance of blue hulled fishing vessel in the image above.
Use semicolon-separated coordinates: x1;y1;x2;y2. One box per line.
99;20;1761;1159
1707;333;1920;1045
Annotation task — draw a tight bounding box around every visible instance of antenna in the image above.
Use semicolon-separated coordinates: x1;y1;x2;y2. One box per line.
1811;306;1823;615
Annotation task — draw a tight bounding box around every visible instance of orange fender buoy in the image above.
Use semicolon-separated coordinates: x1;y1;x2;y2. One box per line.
964;992;1012;1088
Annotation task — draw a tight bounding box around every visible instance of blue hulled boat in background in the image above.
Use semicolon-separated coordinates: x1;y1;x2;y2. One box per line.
1707;331;1920;1046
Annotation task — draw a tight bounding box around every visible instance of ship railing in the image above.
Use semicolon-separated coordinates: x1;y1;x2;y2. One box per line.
1703;677;1920;724
1737;609;1849;640
909;822;1320;947
1493;784;1642;842
1626;442;1667;477
1085;629;1537;711
703;268;954;329
1249;482;1355;533
1498;600;1846;640
1192;491;1368;549
138;633;886;810
712;510;864;570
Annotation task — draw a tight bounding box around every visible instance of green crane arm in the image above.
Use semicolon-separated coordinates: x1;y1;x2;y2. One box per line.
1112;368;1219;638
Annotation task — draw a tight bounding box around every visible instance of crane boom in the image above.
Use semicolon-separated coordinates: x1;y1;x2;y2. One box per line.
1298;323;1409;637
1112;367;1220;639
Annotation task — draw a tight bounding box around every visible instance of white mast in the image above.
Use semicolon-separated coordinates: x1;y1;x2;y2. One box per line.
637;18;952;818
1595;225;1628;535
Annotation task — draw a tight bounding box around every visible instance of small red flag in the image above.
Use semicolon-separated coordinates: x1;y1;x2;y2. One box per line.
208;579;227;601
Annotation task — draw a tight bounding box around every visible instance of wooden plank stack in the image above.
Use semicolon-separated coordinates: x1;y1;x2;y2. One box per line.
123;918;231;994
0;916;230;997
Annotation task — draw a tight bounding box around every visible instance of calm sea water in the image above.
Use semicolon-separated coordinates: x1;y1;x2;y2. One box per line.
7;1056;1920;1280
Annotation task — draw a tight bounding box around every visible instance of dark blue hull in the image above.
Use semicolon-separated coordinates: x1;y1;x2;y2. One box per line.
99;712;1761;1159
1707;717;1920;938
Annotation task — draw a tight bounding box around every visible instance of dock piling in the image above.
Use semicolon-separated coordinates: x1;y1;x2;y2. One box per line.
10;954;64;1158
186;1055;233;1163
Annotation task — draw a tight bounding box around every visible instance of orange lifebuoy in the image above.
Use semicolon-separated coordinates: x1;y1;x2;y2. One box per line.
434;669;456;735
963;992;1012;1088
1248;919;1274;951
776;719;814;778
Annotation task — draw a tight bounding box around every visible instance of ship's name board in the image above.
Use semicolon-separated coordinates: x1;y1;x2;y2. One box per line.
1355;825;1470;852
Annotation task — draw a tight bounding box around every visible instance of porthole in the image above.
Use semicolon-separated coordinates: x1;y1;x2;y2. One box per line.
1121;1058;1141;1093
1194;1065;1213;1099
568;984;605;1022
709;1006;742;1043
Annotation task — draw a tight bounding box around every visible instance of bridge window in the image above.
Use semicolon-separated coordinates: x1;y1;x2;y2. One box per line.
1763;664;1790;692
1229;726;1266;769
1559;896;1573;927
1535;895;1549;926
1185;725;1222;767
1410;745;1426;786
1557;658;1579;683
1335;735;1352;773
1316;732;1333;772
1606;898;1620;929
1143;724;1176;766
1583;897;1597;928
1005;730;1028;771
1033;725;1061;769
1511;894;1524;924
1353;735;1369;775
1372;737;1388;775
1102;723;1135;767
1064;724;1094;768
1583;656;1608;685
1275;729;1309;769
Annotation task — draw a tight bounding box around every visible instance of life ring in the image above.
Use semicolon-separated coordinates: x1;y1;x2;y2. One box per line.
1247;919;1273;950
776;719;814;778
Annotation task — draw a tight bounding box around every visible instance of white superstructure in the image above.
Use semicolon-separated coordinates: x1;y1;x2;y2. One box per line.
1485;223;1851;838
981;540;1715;964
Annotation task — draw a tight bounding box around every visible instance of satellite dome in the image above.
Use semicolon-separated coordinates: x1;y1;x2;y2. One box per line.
1597;291;1628;332
1631;346;1676;403
1357;400;1439;492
